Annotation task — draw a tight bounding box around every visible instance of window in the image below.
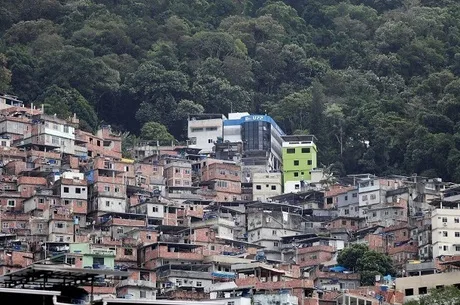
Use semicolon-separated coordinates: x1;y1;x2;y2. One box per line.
256;185;261;190
287;148;295;154
405;289;414;296
77;201;83;207
456;246;460;251
294;160;299;166
105;201;110;207
2;223;8;228
272;230;277;235
362;195;368;201
139;291;146;299
307;160;312;165
271;185;276;190
93;257;104;265
444;245;449;251
228;302;235;305
7;200;15;207
38;198;44;203
124;248;133;256
418;287;427;295
115;187;120;193
352;193;358;198
64;200;70;205
66;257;76;265
295;184;300;190
274;242;279;247
152;206;159;213
456;232;460;238
344;195;348;200
344;209;349;215
208;139;213;143
75;187;81;194
456;218;460;224
196;281;202;287
206;127;218;131
147;235;151;240
370;194;376;200
63;187;69;193
63;125;69;133
294;172;299;177
443;231;448;237
301;147;310;153
342;220;347;225
351;221;355;226
56;222;64;228
442;217;448;223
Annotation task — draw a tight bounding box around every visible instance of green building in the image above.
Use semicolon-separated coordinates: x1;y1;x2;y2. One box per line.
69;243;116;269
281;135;318;193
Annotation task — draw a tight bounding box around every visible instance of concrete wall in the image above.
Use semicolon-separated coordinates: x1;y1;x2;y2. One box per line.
188;117;224;153
252;173;282;201
94;196;127;213
253;293;298;305
431;208;460;257
396;271;460;302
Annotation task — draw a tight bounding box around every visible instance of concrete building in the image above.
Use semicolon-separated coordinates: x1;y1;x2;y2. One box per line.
223;113;285;172
199;161;242;202
187;114;226;154
19;113;78;155
246;202;303;261
281;135;317;193
396;269;460;302
252;172;282;201
164;162;199;201
429;200;460;258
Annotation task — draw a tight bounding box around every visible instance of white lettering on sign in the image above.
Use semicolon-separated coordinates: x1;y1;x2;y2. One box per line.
245;115;264;121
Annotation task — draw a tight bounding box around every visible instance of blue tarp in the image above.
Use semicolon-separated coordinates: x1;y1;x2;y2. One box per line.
211;271;236;279
329;266;347;272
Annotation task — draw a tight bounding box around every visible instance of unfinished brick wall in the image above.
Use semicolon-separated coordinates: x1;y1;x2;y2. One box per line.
144;244;203;261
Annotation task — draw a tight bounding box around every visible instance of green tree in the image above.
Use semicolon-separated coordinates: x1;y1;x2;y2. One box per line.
36;85;98;132
0;54;11;92
140;121;175;143
338;244;395;286
406;286;460;305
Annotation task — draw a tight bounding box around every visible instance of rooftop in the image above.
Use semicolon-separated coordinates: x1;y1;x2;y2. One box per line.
0;264;129;288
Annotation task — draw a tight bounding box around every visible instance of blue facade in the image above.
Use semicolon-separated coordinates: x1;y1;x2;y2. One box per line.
223;115;286;136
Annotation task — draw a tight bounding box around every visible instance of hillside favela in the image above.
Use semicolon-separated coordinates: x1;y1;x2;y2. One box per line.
3;0;460;305
0;92;456;305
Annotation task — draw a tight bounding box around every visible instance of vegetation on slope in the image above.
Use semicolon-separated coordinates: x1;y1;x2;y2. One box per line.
2;0;460;180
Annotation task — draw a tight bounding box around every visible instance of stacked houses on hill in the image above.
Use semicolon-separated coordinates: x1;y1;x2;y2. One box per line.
1;94;460;304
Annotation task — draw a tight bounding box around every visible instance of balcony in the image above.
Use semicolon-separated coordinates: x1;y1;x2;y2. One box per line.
119;279;155;289
405;261;436;273
90;247;116;256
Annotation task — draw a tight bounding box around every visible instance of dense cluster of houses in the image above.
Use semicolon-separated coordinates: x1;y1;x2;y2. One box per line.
1;94;460;305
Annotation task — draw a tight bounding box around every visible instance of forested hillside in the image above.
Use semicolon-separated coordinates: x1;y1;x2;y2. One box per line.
1;0;460;180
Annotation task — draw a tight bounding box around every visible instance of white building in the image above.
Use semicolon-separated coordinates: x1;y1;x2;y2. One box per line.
222;112;249;143
430;200;460;258
20;114;77;155
252;173;282;201
187;114;226;154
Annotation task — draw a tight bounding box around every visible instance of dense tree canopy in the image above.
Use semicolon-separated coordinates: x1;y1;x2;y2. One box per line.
2;0;460;179
337;244;394;286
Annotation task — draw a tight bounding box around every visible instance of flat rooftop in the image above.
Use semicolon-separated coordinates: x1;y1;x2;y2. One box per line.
0;264;129;288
